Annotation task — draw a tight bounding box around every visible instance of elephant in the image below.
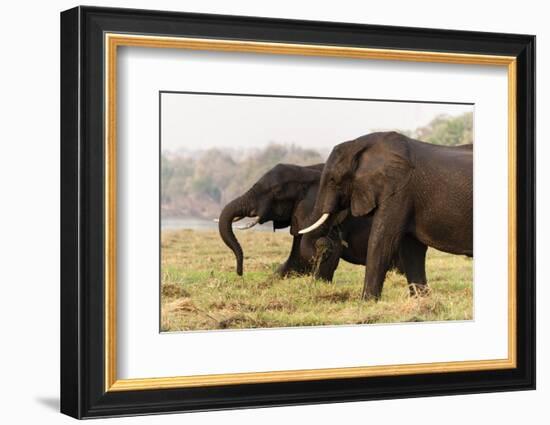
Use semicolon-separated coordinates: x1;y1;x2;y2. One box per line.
218;162;428;287
299;131;473;300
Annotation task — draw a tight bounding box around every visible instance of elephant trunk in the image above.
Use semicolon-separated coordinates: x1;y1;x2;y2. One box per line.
218;192;254;276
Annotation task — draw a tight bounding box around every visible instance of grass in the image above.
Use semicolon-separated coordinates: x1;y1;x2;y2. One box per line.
161;229;473;332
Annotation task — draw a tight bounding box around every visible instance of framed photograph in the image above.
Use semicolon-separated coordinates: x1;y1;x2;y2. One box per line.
60;6;535;419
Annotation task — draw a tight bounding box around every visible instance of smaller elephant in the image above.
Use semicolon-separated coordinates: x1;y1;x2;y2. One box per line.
218;163;342;280
218;163;428;288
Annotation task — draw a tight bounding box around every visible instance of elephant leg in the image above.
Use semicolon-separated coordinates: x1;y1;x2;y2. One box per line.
363;202;409;301
312;235;342;282
276;235;309;277
398;236;429;297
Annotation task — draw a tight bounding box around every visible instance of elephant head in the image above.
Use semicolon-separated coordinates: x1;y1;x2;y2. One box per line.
219;163;323;275
300;132;414;235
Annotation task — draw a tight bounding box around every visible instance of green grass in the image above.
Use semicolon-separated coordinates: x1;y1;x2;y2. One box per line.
161;229;473;331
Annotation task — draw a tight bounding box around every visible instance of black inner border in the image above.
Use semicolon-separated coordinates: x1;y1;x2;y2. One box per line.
160;90;475;105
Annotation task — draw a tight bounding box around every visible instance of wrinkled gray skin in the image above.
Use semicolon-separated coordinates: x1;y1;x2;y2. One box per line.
302;132;473;300
218;163;428;285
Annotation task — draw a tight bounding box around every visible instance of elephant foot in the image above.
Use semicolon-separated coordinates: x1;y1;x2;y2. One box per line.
275;263;287;277
361;287;381;302
276;262;309;278
408;283;430;297
361;293;380;302
276;263;296;277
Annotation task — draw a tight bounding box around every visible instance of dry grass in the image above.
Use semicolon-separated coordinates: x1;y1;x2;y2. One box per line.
161;229;473;331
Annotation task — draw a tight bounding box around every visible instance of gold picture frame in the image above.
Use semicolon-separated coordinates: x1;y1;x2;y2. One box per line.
104;33;517;392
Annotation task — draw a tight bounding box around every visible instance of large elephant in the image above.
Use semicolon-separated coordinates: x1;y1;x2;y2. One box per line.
218;162;428;287
299;131;473;300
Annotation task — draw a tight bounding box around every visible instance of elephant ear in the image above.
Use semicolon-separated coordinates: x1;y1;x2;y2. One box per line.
284;167;321;235
350;137;413;217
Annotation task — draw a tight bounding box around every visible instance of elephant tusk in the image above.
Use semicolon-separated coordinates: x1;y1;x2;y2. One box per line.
236;216;260;230
298;213;330;234
213;216;242;223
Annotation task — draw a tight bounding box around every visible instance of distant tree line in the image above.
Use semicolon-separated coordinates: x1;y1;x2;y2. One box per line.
161;144;323;219
401;112;473;146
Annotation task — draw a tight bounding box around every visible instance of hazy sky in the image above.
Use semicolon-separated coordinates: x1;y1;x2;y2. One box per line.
161;92;472;152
